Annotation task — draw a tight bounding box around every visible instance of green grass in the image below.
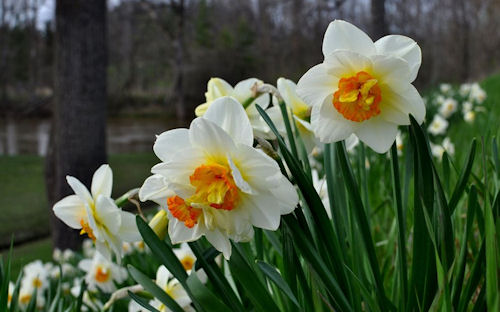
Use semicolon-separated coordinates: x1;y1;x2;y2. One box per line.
0;153;159;248
4;238;53;278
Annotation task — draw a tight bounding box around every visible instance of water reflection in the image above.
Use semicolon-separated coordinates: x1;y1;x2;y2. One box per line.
0;117;175;155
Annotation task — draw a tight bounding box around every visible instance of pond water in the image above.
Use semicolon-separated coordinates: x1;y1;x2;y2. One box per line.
0;116;178;155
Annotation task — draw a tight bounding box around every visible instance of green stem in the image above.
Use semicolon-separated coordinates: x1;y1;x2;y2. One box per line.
390;143;408;311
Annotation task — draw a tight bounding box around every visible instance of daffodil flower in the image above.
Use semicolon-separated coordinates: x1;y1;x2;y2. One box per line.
267;78;317;153
194;77;274;139
52;164;141;260
296;20;425;153
143;96;298;259
78;252;128;293
150;266;193;312
428;115;448;136
439;98;457;118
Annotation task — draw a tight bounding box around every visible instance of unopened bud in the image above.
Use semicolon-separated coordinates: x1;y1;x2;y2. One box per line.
148;210;168;240
255;136;279;161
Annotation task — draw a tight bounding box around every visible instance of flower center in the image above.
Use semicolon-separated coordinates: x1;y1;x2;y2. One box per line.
20;294;31;305
80;219;96;241
32;277;43;288
333;71;382;122
180;256;195;271
95;266;110;283
167;163;239;228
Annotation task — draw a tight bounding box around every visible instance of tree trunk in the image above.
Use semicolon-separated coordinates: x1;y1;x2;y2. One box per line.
371;0;388;40
46;0;107;250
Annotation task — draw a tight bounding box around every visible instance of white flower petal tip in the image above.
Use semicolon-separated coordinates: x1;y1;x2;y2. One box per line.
298;20;425;154
203;96;254;146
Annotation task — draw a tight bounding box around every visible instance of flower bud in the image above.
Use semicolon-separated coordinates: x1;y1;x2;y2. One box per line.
148;210;168;240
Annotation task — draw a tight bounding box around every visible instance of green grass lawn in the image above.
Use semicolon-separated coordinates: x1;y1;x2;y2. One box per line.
0;153;159;249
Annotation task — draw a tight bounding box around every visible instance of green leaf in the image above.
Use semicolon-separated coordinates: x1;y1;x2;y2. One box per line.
0;241;12;312
457;240;485;312
448;140;477;214
484;194;499;311
451;185;477;308
188;241;245;312
390;143;408;311
136;216;188;283
228;243;280;311
128;265;185;312
256;261;302;310
128;291;160;312
186;271;232;312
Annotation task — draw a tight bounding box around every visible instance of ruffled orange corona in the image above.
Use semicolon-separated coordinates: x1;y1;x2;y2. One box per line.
333;71;381;122
167;196;202;229
94;266;111;283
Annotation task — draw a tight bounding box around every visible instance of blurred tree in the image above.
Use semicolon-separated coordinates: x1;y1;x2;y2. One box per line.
45;0;107;250
371;0;388;40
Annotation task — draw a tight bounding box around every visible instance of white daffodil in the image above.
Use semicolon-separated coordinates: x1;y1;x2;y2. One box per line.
78;252;128;293
396;131;404;155
469;83;486;103
296;20;425;153
430;143;445;160
194;77;273;139
174;243;208;283
442;137;455;156
21;260;49;294
428;115;448;136
435;95;445;105
464;111;475;123
459;83;471;97
438;98;457;118
83;239;96;258
439;83;452;94
462;101;473;114
144;96;298;259
71;280;103;311
129;299;148;312
8;282;14;307
268;78;317;153
311;170;330;218
52;164;141;260
150;266;193;312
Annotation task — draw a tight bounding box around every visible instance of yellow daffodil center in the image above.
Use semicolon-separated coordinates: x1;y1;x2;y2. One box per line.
20;294;31;305
95;266;110;283
32;277;43;288
167;162;239;228
333;71;382;122
180;256;195;271
80;219;96;241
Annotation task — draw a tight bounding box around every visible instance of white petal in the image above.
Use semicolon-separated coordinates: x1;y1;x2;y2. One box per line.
78;259;92;272
355;118;398;153
296;63;338;108
380;84;425;125
227;156;254;194
233;78;264;107
94;195;122;235
139;174;174;204
371;54;412;86
151;147;205;187
232;143;282;190
203;96;253;146
168;217;204;244
117;211;141;242
189;118;236;156
91;164;113;199
153;129;191;163
374;35;421;82
322;20;376;57
324;50;373;77
204;229;232;260
66;176;93;207
269;176;298;214
311;95;360;143
53;195;86;229
265;105;286;135
156;265;171;288
245;93;271;117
